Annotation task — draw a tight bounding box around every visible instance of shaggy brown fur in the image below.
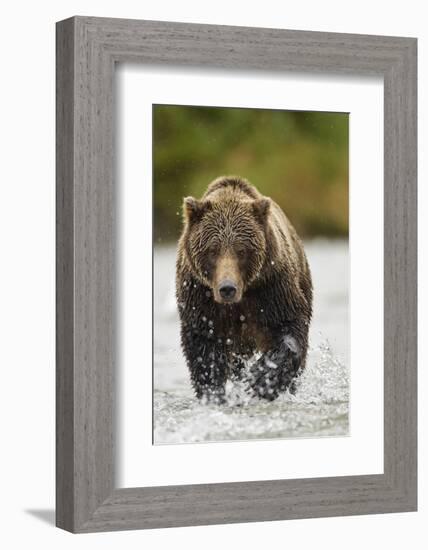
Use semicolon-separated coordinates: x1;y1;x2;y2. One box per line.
176;176;313;403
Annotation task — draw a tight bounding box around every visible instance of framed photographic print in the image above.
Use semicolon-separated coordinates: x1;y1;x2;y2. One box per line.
56;16;417;532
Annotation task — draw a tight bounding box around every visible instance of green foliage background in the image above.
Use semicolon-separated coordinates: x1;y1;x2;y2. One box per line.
153;105;348;242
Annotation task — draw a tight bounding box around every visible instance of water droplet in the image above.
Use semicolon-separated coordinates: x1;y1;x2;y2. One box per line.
202;316;207;322
239;315;245;322
226;338;232;345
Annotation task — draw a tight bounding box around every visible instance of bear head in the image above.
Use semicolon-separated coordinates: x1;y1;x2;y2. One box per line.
182;192;271;304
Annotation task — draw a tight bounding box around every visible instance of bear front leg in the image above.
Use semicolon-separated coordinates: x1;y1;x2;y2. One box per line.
180;321;228;404
189;355;228;404
246;333;306;401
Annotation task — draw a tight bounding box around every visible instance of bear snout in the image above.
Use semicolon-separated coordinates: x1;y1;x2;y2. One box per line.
213;251;243;304
212;251;243;304
218;279;238;302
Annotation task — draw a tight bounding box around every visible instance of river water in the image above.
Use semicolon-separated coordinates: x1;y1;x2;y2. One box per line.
153;240;349;445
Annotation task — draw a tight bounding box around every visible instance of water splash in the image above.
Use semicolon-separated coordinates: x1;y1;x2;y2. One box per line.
154;338;349;445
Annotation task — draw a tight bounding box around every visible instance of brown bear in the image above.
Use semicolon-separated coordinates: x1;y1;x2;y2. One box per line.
176;176;312;403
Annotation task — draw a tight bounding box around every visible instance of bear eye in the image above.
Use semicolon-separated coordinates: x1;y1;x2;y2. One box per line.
236;247;246;259
208;246;218;259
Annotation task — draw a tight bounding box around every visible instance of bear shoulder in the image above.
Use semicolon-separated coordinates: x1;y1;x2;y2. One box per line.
203;176;261;201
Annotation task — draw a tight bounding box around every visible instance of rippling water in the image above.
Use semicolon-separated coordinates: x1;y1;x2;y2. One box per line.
154;240;349;445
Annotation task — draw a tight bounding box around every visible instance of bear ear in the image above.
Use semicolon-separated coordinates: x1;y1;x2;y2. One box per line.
252;198;271;223
183;197;209;224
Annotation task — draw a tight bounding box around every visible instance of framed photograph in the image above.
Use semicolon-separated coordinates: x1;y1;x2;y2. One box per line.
56;16;417;532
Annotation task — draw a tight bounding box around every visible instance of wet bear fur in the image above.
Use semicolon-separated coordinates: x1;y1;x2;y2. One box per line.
176;176;312;403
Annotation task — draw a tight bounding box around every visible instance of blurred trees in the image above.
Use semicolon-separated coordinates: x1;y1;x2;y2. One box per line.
153;105;348;242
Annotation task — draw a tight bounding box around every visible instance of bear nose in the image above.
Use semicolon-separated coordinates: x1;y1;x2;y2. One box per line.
219;280;237;301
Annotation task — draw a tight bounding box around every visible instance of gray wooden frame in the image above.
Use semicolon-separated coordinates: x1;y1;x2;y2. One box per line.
56;16;417;533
